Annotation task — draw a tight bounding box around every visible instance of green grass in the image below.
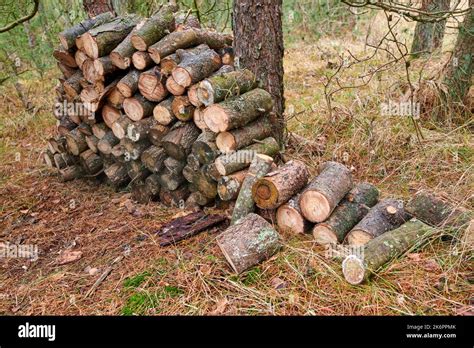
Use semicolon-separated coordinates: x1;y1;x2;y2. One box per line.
121;285;184;316
123;271;152;289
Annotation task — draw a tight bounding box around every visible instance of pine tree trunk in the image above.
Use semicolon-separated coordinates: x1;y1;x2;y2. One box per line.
233;0;285;145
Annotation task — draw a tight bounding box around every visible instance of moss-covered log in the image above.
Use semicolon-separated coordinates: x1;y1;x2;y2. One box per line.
216;116;272;152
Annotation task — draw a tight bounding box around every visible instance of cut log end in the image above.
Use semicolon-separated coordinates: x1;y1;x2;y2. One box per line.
342;255;366;285
81;33;98;59
198;79;214;106
203;104;227;132
312;225;338;245
276;205;307;235
215;132;235;152
346;229;373;246
172;67;192;87
130;35;147;52
300;191;332;223
110;51;130;70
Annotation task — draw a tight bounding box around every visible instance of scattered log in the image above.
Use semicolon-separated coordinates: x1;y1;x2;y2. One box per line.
53;45;78;68
214;137;280;176
312;183;379;244
156;211;227;247
197;68;256;106
342;220;436;285
231;154;274;224
80;149;103;174
65;128;88;155
276;193;313;234
130;5;176;51
216;117;273;152
299;161;353;223
117;69;140;97
123;93;155;121
165;75;186;96
153;97;176;125
171;48;222;88
138;67;168;102
217;169;248;201
104;162;130;187
161;121;200;160
171;95;194;121
148;28;232;64
81;14;141;59
203;88;273;132
60;165;85;182
59;12;115;50
97;130;119;155
217;213;280;274
148;124;170;146
141;145;167;173
192;130;217;165
346;199;410;246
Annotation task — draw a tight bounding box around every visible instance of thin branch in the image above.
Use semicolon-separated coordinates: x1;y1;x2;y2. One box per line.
0;0;39;33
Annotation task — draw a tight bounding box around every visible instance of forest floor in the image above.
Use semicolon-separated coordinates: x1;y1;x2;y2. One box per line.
0;32;473;315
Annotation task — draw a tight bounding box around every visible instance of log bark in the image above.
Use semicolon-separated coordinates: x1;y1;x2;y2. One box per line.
153;97;176;125
145;173;161;197
127;116;156;142
65;128;88;155
138;67;168;102
54;152;76;170
78;123;93;136
342;220;436;285
159;186;189;207
117;69;140;97
217;169;248;201
203;88;273;132
171;95;195;121
192;130;217;165
217;213;281;274
161;121;200;160
216;116;272;152
182;165;195;183
192;170;218;199
127;159;150;182
123;93;155;121
185;191;212;208
214;137;280;176
122;137;151;161
197;68;256;106
63;70;83;99
148;28;232;64
148;124;170;146
231;154;274;224
405;190;472;229
276;193;313;234
60;165;85;182
312;183;379;244
346;199;410;246
158;168;185;191
81;14;141;59
252;160;308;210
59;12;115;50
299;161;353;223
104;162;130;187
130;5;176;51
141;145;167;173
97;130;119;154
171;48;222;87
109;19;145;69
80;149;103;174
164;156;186;174
58;62;77;80
57;117;77;135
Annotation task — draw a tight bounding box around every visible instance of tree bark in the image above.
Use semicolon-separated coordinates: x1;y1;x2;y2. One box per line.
191;130;217;164
233;0;284;145
171;48;222;87
161;121;200;160
83;0;115;18
217;169;248;201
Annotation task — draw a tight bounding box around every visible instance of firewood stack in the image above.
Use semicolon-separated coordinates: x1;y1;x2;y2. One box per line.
45;6;280;209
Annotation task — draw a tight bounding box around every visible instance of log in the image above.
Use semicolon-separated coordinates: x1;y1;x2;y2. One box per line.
160;53;179;75
78;123;93;136
148;28;232;64
104;162;130;187
65;128;88;156
80;149;103;174
58;62;77;80
85;135;99;153
148;124;170;146
182;165;195;183
205;163;222;181
54;153;76;170
131;180;152;204
159;186;189;207
153;97;176;125
60;165;85;182
299;161;353;223
102;104;121;128
346;199;410;246
216;116;273;152
126;117;156;142
197;68;256;106
53;45;78;68
214;137;280;176
145;173;161;197
231;154;274;224
111;115;132;139
165;75;186;96
192;130;217;165
111;142;125;159
203;88;273;132
276;193;313;234
59;12;115;50
123;93;155;121
91;123;108;139
127;160;150;182
342;220;436;285
84;56;116;83
48;137;67;154
217;169;248;201
187;153;201;171
217;213;280;274
187;84;201;107
122;138;151;161
109;20;145;69
43;150;55;168
80;78;118;112
174;12;201;31
107;86;125;108
75;50;89;70
171;96;194;121
138;67;168;102
185;191;212;208
97;130;119;155
192;107;208;131
130;5;176;51
57;117;76;135
405;190;472;229
193;170;218;199
164;156;186;174
117;69;140;97
158;168;185;191
312;183;379;244
171;48;222;87
81;14;141;59
220;46;234;66
161;121;200;160
157;211;227;247
131;51;153;70
63;71;83;99
141;145;167;173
